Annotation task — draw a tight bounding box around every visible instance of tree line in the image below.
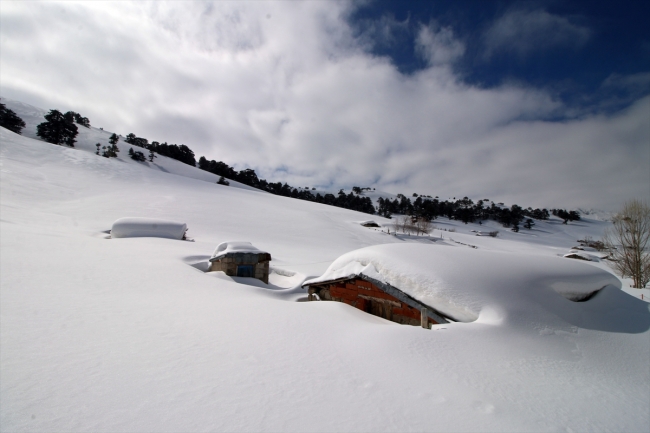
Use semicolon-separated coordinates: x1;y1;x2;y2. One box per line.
198;156;375;214
377;194;580;231
125;133;196;166
3;103;583;223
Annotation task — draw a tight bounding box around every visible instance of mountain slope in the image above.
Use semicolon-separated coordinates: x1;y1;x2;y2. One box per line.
1;97;261;192
1;112;648;432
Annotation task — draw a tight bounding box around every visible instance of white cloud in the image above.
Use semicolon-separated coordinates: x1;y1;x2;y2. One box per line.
483;9;591;58
601;72;650;95
0;1;646;210
415;23;465;66
354;12;410;52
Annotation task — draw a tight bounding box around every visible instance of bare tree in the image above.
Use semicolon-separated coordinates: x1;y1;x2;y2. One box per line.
394;215;416;235
395;215;408;234
415;217;433;235
604;199;650;288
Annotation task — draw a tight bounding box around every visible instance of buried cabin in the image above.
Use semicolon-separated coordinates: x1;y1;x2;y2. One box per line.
302;243;617;329
209;241;271;283
303;274;449;328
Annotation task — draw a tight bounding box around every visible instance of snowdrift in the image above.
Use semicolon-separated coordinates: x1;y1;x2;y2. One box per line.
305;243;621;322
111;217;187;240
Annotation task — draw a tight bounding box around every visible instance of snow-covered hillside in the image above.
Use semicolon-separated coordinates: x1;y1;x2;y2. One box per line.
1;102;649;432
0;98;260;192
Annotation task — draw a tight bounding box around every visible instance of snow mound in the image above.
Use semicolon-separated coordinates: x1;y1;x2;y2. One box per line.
111;217;187;240
211;241;268;260
304;243;620;323
359;220;380;227
564;252;594;261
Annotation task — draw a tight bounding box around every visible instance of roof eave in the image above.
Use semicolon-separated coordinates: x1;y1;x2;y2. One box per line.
209;252;271;262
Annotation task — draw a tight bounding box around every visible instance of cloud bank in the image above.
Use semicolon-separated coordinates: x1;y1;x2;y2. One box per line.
1;1;647;210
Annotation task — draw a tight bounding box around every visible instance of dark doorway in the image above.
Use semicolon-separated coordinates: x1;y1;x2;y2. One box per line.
236;265;254;278
368;300;392;321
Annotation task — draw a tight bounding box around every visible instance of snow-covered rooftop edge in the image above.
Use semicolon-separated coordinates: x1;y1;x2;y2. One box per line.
210;241;269;261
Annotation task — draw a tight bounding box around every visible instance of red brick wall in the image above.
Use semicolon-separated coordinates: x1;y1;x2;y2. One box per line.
319;279;438;327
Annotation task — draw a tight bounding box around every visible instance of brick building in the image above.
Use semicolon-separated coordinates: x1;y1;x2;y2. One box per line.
303;275;449;328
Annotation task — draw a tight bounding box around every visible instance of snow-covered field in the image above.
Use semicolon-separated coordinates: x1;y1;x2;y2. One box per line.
1;100;649;432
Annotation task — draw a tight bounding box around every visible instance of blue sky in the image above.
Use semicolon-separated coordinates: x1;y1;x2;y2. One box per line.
1;1;648;210
351;1;649;101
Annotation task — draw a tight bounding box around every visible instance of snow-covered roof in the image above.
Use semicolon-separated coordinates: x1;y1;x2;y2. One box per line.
111;217;187;240
210;241;269;261
303;243;620;323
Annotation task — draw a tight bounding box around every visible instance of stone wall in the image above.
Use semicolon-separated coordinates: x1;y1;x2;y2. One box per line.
254;261;270;284
209;254;270;284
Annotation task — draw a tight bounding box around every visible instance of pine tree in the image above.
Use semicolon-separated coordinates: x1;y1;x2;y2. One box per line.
109;133;119;145
95;143;101;155
148;148;157;162
36;109;78;147
129;147;145;161
71;112;90;128
0;103;26;134
101;144;118;158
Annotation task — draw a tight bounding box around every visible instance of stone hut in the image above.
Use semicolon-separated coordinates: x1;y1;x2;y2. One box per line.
303;275;449;328
209;241;271;284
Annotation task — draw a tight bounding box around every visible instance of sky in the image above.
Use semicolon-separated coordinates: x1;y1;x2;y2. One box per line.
1;0;648;210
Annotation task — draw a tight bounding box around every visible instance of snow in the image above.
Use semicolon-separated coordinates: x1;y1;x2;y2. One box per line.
210;241;268;260
1;99;649;432
111;217;187;240
305;244;620;322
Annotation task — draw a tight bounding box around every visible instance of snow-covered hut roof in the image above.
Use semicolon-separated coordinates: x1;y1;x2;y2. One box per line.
210;241;269;261
303;243;620;323
111;217;187;240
